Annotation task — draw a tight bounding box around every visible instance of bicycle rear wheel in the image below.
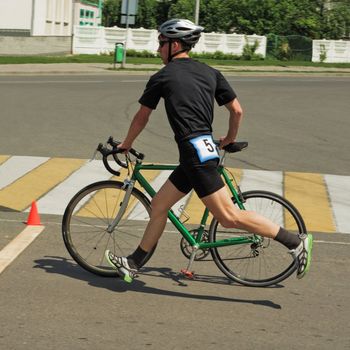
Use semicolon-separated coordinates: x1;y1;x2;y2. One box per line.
62;180;153;277
209;190;306;287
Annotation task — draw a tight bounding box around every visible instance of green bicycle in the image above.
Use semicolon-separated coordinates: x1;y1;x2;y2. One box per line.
62;136;306;287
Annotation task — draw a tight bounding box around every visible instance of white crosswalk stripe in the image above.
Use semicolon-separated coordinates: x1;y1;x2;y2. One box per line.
239;169;283;195
0;156;49;190
324;174;350;233
1;155;350;234
34;159;115;215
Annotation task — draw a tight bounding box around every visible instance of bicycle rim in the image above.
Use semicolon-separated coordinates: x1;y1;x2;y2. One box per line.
209;190;306;287
62;181;152;277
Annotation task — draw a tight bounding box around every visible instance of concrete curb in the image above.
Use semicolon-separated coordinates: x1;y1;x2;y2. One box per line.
0;63;350;76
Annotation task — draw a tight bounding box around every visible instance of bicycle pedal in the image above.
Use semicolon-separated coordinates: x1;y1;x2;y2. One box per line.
180;269;195;279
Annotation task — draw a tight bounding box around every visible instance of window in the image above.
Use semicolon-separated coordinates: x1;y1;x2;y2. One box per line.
79;7;97;23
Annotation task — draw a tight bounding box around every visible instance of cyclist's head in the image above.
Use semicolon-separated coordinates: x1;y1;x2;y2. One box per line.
158;18;204;49
158;19;204;62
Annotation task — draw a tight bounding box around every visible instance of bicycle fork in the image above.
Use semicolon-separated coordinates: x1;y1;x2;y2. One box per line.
107;179;135;233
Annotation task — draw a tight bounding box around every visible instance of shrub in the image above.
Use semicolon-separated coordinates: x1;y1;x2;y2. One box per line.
276;40;292;60
126;49;157;58
190;51;241;60
123;48;261;61
319;44;327;63
240;39;264;61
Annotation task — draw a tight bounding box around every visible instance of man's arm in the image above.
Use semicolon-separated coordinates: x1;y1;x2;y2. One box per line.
219;98;243;149
118;105;153;150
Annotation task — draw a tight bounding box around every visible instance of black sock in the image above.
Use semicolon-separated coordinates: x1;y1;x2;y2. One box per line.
127;246;148;269
274;227;301;250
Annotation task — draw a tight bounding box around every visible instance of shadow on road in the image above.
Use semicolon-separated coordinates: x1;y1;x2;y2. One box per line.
33;255;282;309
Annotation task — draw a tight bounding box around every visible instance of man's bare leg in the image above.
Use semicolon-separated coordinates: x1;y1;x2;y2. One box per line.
139;179;187;251
201;186;280;238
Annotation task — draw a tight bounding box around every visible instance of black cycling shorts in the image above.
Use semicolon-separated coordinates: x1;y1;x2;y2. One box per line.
169;136;224;198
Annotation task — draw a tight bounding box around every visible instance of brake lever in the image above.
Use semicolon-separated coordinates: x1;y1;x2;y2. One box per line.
89;143;103;162
90;142;107;161
90;149;99;162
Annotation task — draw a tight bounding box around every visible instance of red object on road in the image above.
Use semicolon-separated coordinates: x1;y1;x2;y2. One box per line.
26;201;42;226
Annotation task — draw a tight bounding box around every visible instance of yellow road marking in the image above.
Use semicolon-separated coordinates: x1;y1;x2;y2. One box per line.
0;158;85;211
183;168;242;225
0;154;341;234
284;172;336;233
0;155;10;165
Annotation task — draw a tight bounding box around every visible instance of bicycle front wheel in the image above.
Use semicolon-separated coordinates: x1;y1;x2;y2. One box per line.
62;180;152;277
209;190;306;287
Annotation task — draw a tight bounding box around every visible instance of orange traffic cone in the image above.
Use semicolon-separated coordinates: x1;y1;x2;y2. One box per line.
26;201;41;225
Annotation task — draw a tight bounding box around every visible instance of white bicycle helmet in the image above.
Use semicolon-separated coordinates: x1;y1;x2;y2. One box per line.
159;19;204;47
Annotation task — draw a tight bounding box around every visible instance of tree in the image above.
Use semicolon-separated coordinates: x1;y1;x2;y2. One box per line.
101;0;350;39
136;0;159;28
285;0;321;38
155;0;174;24
227;0;278;35
200;0;233;32
168;0;195;22
102;0;122;27
322;0;350;38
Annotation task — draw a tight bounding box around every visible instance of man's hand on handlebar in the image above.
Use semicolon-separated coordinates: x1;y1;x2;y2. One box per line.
116;140;131;154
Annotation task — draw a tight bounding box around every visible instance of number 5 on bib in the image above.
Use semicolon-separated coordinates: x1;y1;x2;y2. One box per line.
189;135;219;163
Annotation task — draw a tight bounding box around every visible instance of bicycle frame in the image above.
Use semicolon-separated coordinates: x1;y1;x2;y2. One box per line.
63;139;303;285
130;161;257;250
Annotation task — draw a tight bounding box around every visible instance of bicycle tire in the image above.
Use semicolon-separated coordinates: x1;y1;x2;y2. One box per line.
209;190;307;287
62;180;153;277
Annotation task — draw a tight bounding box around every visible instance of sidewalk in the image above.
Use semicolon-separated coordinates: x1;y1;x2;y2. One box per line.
0;62;350;75
0;63;121;75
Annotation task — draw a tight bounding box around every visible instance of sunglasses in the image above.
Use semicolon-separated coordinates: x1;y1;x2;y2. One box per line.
158;40;170;48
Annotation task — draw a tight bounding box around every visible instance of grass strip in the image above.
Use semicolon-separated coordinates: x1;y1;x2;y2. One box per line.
1;55;350;69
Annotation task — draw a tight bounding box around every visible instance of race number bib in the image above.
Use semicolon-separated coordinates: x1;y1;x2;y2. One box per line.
189;135;219;163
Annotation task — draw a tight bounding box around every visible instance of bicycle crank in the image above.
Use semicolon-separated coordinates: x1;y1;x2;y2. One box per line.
180;229;210;260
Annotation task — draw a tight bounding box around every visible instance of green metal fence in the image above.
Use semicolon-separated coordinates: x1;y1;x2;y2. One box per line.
267;34;312;61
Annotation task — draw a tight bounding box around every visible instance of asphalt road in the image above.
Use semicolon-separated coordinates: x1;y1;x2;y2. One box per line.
1;74;350;349
0;74;349;174
1;212;350;350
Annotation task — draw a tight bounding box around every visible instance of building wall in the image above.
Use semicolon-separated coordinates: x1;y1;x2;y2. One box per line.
0;0;77;36
74;2;101;27
0;0;32;31
32;0;73;36
0;36;72;55
0;0;100;37
0;0;102;55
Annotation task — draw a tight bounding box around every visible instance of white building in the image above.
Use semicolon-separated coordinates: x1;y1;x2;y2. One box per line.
0;0;101;37
75;0;102;28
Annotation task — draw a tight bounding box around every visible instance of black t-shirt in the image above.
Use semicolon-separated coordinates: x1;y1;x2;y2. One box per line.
138;58;236;142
